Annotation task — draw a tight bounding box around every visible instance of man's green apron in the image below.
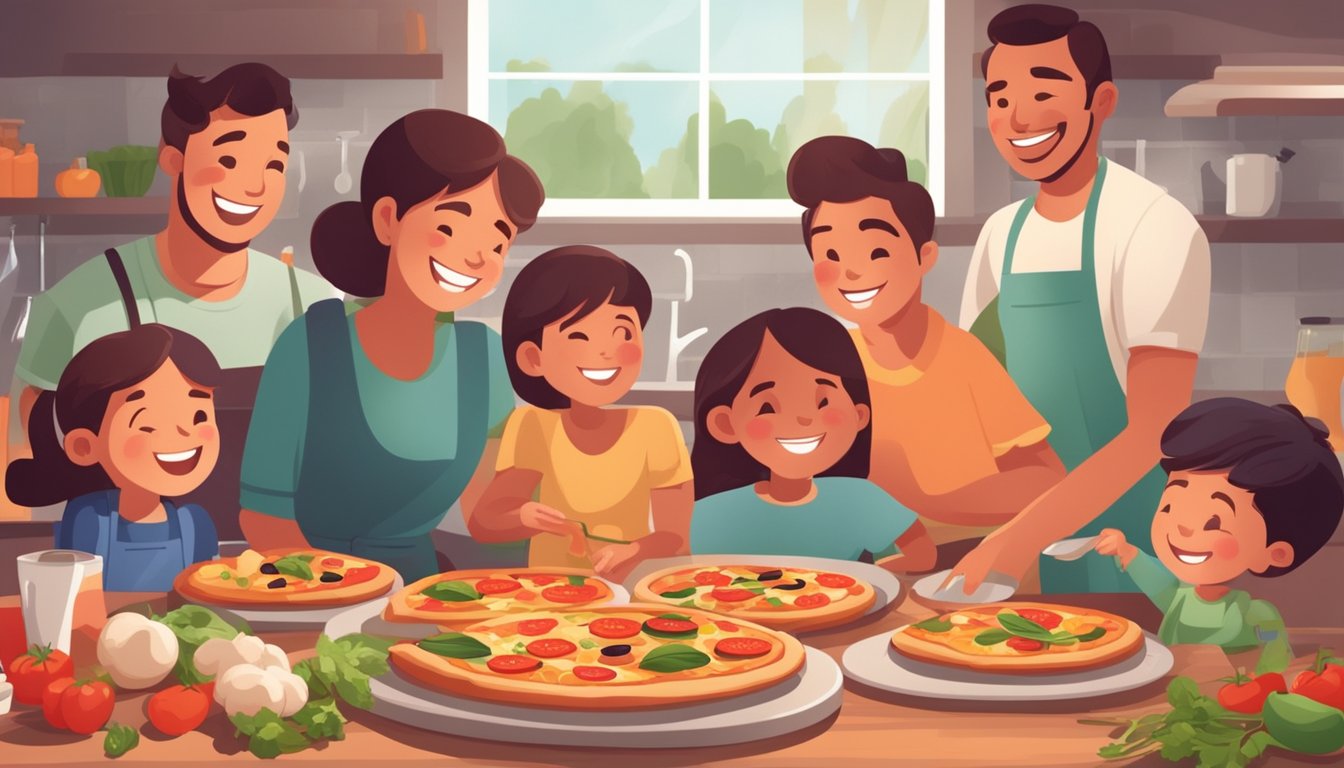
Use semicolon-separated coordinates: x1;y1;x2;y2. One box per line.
291;299;489;582
997;157;1167;593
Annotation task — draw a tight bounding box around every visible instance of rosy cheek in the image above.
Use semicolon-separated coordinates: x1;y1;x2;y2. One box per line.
616;342;642;365
121;434;150;461
191;166;227;187
813;260;840;286
745;418;772;441
197;425;218;444
821;408;844;427
426;231;447;249
1212;537;1239;561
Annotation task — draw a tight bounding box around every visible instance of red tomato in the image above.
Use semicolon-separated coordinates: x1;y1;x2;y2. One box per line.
1006;637;1044;652
476;578;522;595
540;584;600;604
516;618;560;636
342;566;378;585
320;557;344;567
714;621;740;633
714;637;773;658
816;573;855;589
573;665;617;682
147;684;211;736
42;677;76;730
9;645;73;705
526;639;577;658
1220;672;1287;715
709;588;757;603
589;618;641;639
1291;654;1344;710
794;593;831;609
644;617;698;634
487;655;543;674
60;680;115;735
527;575;562;586
693;571;732;587
1014;609;1063;630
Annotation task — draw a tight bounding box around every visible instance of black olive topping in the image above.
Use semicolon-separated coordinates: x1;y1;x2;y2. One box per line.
320;571;343;583
755;569;784;581
771;579;808;591
267;577;287;589
601;644;633;657
259;562;279;575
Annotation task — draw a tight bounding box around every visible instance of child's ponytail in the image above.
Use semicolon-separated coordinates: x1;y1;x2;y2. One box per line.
6;390;112;507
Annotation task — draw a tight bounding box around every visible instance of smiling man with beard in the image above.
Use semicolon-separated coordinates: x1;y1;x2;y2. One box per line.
949;4;1211;595
12;63;332;541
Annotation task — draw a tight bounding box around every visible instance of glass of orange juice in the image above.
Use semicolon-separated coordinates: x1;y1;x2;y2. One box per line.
1285;317;1344;452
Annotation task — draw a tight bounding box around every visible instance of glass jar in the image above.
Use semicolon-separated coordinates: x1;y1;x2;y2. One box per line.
1284;317;1344;452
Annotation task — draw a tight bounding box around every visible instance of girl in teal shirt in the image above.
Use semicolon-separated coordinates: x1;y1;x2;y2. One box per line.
689;307;936;572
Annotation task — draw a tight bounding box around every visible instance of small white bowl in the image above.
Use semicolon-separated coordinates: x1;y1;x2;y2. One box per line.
913;569;1019;605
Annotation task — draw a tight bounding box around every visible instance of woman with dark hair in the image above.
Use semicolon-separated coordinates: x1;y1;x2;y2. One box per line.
468;246;693;582
688;308;935;572
6;325;222;591
238;109;544;580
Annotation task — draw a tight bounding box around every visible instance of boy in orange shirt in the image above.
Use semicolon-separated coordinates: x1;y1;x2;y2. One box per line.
787;137;1065;549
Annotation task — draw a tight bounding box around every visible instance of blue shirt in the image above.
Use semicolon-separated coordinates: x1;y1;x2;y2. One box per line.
690;477;917;560
56;490;218;592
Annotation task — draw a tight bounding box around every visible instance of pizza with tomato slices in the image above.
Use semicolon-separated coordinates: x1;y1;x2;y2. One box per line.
174;549;395;606
631;564;876;632
383;567;617;625
387;604;806;708
890;602;1145;673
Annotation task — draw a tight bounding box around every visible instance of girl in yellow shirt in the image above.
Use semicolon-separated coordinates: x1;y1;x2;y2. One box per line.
468;246;693;581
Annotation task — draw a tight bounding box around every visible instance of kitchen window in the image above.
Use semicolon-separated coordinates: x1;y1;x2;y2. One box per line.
467;0;945;217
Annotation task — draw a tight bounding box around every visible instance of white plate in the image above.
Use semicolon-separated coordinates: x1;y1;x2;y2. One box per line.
325;600;843;748
624;554;903;631
1043;536;1100;561
842;628;1174;702
913;569;1018;605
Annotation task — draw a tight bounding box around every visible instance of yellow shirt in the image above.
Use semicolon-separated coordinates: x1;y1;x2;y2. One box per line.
496;405;693;567
852;311;1050;544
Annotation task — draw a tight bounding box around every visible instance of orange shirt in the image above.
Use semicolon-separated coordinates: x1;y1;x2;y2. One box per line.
852;311;1050;544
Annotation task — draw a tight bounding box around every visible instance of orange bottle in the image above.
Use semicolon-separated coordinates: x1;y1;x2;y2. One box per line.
12;143;38;197
1285;317;1344;452
0;146;13;196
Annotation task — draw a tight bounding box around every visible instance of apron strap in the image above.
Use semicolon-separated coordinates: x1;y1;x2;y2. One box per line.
103;248;141;328
281;250;304;318
174;502;198;562
93;500;112;561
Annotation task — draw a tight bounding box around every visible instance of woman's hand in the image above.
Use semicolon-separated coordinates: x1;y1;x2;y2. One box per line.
589;541;643;583
518;502;572;536
1094;528;1139;569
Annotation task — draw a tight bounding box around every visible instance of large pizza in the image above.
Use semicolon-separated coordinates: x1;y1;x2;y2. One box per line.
384;568;617;625
174;549;395;606
890;602;1145;673
388;604;806;709
632;563;876;632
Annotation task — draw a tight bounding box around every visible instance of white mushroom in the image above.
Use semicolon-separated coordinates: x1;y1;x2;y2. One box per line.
214;663;308;718
96;612;180;690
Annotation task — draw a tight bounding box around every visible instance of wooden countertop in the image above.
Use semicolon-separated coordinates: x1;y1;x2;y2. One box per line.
0;589;1331;766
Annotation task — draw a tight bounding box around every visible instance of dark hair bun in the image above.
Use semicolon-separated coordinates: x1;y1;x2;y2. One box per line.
311;200;388;297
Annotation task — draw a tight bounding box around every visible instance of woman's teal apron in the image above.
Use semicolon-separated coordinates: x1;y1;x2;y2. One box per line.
997;157;1167;593
291;299;489;582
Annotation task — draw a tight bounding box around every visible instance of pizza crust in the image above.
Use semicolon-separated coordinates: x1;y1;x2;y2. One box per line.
174;549;395;607
383;567;617;625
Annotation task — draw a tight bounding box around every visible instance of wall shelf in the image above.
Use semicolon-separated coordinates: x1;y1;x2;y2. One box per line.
972;53;1222;81
0;197;167;216
1;52;445;80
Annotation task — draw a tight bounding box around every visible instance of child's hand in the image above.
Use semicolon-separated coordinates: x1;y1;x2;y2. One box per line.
1094;528;1139;569
518;502;573;536
590;541;642;583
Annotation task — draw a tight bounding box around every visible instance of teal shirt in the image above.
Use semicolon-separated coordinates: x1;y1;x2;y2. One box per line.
240;311;515;520
690;478;917;561
1123;550;1291;673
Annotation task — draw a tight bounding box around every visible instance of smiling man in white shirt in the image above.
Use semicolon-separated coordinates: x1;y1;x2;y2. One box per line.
950;4;1211;594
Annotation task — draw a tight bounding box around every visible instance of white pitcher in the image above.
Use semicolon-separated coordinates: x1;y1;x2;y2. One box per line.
17;550;104;654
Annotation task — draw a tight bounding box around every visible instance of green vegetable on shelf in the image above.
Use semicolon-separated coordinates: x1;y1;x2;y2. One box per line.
85;145;158;197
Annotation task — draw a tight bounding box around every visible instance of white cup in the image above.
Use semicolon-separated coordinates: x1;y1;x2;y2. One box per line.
17;550;103;654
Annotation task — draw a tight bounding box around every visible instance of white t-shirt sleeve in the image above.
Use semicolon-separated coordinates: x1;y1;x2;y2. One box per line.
1115;196;1211;352
959;207;1011;329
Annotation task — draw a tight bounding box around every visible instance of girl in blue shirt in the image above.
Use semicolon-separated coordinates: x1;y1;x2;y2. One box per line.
6;324;222;591
690;307;936;572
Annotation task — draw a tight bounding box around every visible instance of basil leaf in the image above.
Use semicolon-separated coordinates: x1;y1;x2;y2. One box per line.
104;722;140;757
660;587;698;599
511;641;528;654
421;580;482;602
764;597;785;607
974;629;1013;646
297;554;316;563
579;639;598;650
567;575;587;586
677;599;699;608
1075;627;1106;643
998;613;1053;639
914;617;954;633
658;613;692;621
419;632;492;659
274;556;314;581
638;643;711;673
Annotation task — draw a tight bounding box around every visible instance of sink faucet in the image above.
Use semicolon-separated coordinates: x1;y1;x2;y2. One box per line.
665;248;708;383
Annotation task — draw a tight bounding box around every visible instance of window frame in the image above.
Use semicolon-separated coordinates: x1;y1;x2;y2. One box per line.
466;0;945;217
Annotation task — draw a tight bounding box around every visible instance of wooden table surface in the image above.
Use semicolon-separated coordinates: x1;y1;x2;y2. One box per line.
0;589;1332;767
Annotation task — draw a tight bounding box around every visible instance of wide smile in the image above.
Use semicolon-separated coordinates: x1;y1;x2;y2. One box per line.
1008;123;1066;163
154;447;202;476
839;284;886;310
430;258;482;294
776;435;824;455
579;367;621;384
211;192;261;226
1167;538;1213;566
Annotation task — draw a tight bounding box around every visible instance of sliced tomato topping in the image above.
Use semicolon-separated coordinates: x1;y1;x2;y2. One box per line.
715;637;773;658
320;557;343;567
644;617;698;634
526;638;577;658
516;618;560;636
541;584;600;604
714;620;740;633
526;575;562;586
816;573;855;589
589;617;642;639
573;665;617;682
1006;637;1045;652
709;588;757;603
1014;609;1063;630
794;593;831;608
420;599;451;611
342;566;378;585
487;655;543;674
693;570;731;587
476;578;522;595
515;590;537;601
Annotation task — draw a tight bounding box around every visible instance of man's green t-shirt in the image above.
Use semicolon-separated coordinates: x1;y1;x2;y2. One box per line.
16;236;333;389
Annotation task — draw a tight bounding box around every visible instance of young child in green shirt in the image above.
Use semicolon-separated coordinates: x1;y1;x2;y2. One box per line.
1095;398;1344;673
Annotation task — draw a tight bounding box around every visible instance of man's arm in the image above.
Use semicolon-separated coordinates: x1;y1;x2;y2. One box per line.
893;439;1065;528
239;509;309;551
